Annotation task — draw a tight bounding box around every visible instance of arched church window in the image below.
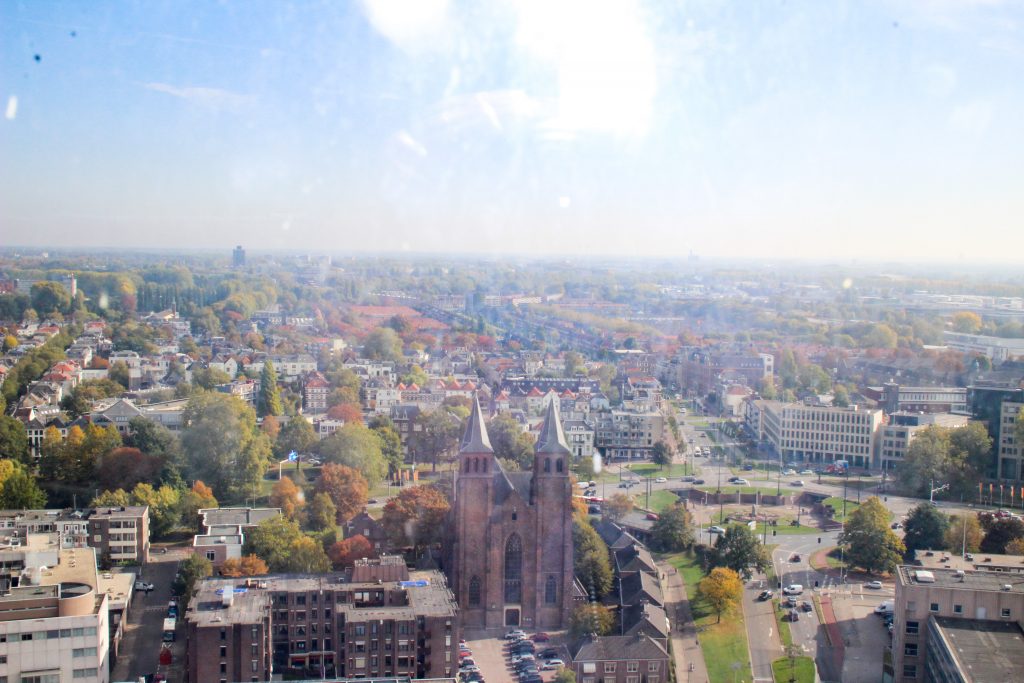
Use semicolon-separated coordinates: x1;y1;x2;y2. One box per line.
468;576;481;606
556;458;563;473
544;458;551;473
504;533;523;603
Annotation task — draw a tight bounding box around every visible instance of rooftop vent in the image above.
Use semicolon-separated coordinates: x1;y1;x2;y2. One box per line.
914;570;936;583
1003;584;1012;592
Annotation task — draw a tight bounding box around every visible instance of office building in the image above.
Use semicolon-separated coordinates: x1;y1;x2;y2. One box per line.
745;400;882;468
879;413;971;472
233;245;246;267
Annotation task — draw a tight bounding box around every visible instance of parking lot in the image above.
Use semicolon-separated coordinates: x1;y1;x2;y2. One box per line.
462;629;569;683
830;588;893;683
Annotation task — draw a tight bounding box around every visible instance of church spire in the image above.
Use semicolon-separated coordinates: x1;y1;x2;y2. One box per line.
460;393;493;453
536;398;571;455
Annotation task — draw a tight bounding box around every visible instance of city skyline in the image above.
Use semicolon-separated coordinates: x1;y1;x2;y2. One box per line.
2;0;1023;263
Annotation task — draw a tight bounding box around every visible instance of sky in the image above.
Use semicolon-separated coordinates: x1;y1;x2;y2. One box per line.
1;0;1022;263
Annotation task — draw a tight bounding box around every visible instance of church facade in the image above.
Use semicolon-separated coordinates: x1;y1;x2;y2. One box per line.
448;396;575;629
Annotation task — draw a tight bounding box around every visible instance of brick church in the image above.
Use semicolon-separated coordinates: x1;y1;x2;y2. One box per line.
448;395;574;629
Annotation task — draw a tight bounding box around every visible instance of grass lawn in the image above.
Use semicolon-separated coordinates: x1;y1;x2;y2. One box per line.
821;497;860;522
772;600;793;648
666;552;753;683
626;462;698;478
768;516;819;535
824;547;845;569
633;489;681;512
771;656;815;683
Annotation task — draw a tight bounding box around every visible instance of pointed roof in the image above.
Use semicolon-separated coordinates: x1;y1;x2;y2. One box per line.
459;393;493;454
535;399;572;455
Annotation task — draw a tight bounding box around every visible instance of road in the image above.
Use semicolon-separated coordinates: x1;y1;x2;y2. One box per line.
110;546;188;683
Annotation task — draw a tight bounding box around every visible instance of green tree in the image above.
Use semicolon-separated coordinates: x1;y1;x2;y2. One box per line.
411;409;462;469
362;327;403;362
274;414;317;459
181;391;271;501
564;351;584;377
649;503;694;553
981;518;1024;554
902;503;949;557
244;517;330;573
30;281;71;316
372;423;404;475
946;423;993;495
568;603;614;638
709;523;769;580
0;416;31;464
696;567;743;623
488;413;536;470
864;324;898;349
0;469;46;509
307;492;337;532
839;497;905;574
832;385;851;408
191;366;232;389
317;424;387;487
129;483;182;538
553;670;577;683
173;553;212;598
573;517;613;599
899;426;951;497
258;361;283;417
651;440;673;470
108;361;131;390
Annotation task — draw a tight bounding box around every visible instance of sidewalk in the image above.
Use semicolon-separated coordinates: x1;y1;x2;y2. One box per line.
817;595;845;681
658;560;710;683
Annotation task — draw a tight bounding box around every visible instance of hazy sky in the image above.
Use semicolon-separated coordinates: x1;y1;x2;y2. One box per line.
2;1;1022;262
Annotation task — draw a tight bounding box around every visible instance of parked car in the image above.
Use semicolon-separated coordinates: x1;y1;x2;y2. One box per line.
733;478;750;486
790;480;805;486
542;659;565;670
799;601;813;612
790;553;801;562
788;609;800;621
531;632;550;642
693;479;705;484
742;464;754;471
618;482;630;488
785;596;798;608
891;522;902;529
460;658;476;667
681;475;695;482
866;580;884;589
783;584;803;595
646;512;659;521
757;590;774;601
800;469;814;475
782;469;796;476
134;580;154;592
505;629;527;640
655;476;667;483
708;525;726;534
538;648;559;659
728;476;743;483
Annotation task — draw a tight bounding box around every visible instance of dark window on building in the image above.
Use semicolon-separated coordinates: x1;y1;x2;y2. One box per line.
468;576;481;606
556;459;563;472
906;621;919;635
544;458;551;473
504;533;523;603
545;575;557;604
904;643;917;657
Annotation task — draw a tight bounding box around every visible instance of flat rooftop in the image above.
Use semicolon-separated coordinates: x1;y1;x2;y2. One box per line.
194;534;243;546
932;617;1024;682
916;550;1024;573
200;507;280;529
898;565;1024;593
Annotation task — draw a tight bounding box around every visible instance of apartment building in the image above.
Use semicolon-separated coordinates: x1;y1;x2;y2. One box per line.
303;371;331;412
595;409;664;461
563;418;596;459
879;413;971;472
192;508;281;568
0;547;110;683
185;557;459;682
893;565;1024;682
0;507;149;565
997;401;1023;481
676;347;773;394
87;506;150;565
745;400;883;468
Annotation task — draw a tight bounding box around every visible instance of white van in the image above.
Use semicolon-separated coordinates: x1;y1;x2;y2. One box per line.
783;584;804;595
875;600;894;615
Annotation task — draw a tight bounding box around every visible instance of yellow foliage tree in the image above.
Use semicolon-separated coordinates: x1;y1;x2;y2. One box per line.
696;567;743;623
221;554;269;577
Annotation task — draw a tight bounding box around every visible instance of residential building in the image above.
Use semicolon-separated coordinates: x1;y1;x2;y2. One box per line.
744;400;883;468
595;409;664;461
676;347;773;394
342;512;391;555
563;417;595;459
893;564;1024;683
185;557;459;681
569;633;670;683
303;371;331;412
87;506;150;565
879;413;972;472
0;546;110;683
193;507;281;568
449;398;574;629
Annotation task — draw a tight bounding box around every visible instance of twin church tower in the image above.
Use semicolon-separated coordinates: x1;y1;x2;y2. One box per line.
447;396;574;629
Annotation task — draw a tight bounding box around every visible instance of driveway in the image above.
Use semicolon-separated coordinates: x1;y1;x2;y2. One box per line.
830;589;893;683
110;546;187;682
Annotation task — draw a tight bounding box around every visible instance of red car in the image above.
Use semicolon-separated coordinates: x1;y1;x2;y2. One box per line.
646;513;659;521
531;632;550;642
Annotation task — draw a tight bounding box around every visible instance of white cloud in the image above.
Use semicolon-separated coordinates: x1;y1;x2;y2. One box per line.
360;0;449;50
5;95;17;120
142;82;251;109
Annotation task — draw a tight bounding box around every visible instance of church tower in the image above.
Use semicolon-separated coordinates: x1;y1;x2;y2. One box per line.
449;393;574;629
530;398;575;628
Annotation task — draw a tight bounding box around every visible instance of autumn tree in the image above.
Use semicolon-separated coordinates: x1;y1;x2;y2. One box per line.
244;517;330;573
180;481;219;530
381;485;451;550
605;493;634;521
980;517;1024;554
97;447;163;492
952;311;983;334
270;476;305;521
307;492;337;532
220;554;269;577
0;469;46;509
696;567;743;623
315;464;368;523
839;496;905;574
327;402;363;423
944;514;982;554
328;534;375;568
0;416;31;464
